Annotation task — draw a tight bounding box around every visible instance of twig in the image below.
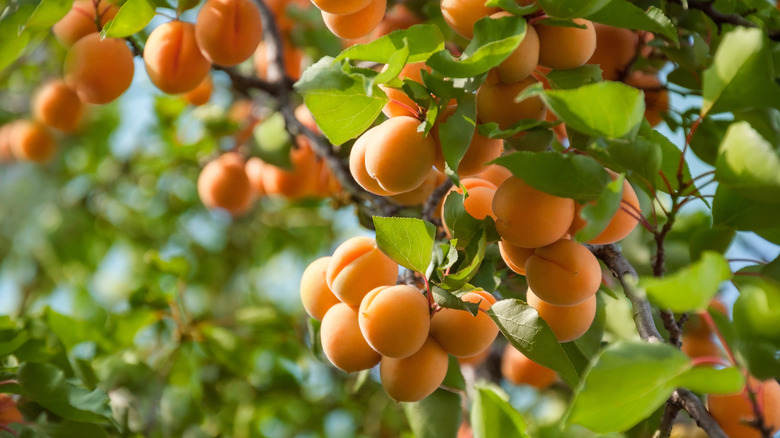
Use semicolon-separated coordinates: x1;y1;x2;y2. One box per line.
422;178;454;226
668;0;780;41
655;401;681;438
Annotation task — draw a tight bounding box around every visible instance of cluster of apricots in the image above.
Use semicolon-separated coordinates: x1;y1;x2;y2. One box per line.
300;236;500;402
708;378;780;438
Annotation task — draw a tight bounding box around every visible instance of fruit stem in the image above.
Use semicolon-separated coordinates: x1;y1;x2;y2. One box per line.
387;98;420;118
0;380;17;387
700;310;738;366
422;276;433;311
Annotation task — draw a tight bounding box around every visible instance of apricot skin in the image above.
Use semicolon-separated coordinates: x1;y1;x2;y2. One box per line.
144;21;211;94
708;379;780;438
244;157;266;198
195;0;263;66
321;0;387;40
261;138;319;199
52;0;118;47
326;236;399;307
432;106;504;177
0;394;23;426
526;288;596;342
501;344;557;389
625;72;668;127
570;178;640;244
381;62;430;118
524;239;602;306
320;303;382;373
10;121;57;164
430;289;498;357
380;336;449;401
476;164;512;187
493;12;539;83
32;79;84;132
587;24;637;81
477;72;547;130
440;0;498;39
359;285;430;358
389;170;446;206
64;33;135;104
499;240;535;276
300;257;341;321
492;177;574;248
536;19;597;70
349;132;396;196
197;153;253;215
184;75;213;106
312;0;371;15
254;39;303;81
442;178;497;224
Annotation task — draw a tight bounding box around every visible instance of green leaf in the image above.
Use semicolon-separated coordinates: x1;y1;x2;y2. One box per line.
478;119;558;139
440;232;487;291
295;57;387;145
587;3;677;43
713;185;780;241
544;65;603;89
567;341;690;433
101;0;156;38
575;174;624;242
335;24;445;64
673;366;745;395
492;151;611;203
24;0;72;31
595;138;662;190
38;421;110;438
427;15;527;78
0;329;28;357
372;41;409;85
689;226;735;262
701;27;780;116
373;217;436;273
471;384;529;438
442;355;466;391
485;0;538;15
431;286;481;316
251;112;293;169
438;95;477;184
715;121;780;203
403;389;461;438
443;192;484;247
647;128;692;194
640;252;732;312
537;0;610;18
689;117;730;166
733;281;780;343
487;299;579;387
0;4;37;72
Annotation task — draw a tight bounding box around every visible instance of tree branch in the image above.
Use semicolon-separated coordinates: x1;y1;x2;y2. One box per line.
668;0;780;41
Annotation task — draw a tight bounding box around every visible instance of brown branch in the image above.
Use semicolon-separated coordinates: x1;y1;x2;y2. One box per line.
422;178;454;226
668;0;780;41
655;401;681;438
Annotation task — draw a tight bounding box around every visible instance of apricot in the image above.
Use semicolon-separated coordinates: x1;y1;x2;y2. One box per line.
476;70;547;130
261;137;320;199
492;176;574;248
432;106;504;177
229;99;261;146
535;19;597;70
526;287;596;342
458;347;490;367
493;12;539;83
294;104;320;134
380;62;430;118
501;344;557;389
321;0;386;40
197;152;253;215
312;160;342;198
370;3;421;38
144;21;211;94
32;79;84;132
476;164;512;187
244;157;266;198
300;257;341;321
254;39;304;81
708;379;780;438
0;394;23;426
184;75;213;106
587;24;637;81
64;33;135;104
359;284;431;358
195;0;263;66
52;0;118;47
430;289;498;357
349;132;395;196
380;336;449;401
442;178;497;224
499;240;535;275
625;71;668;127
326;236;399;307
569;178;640;244
680;333;722;359
440;0;499;39
320;303;382;372
312;0;371;15
0;123;17;163
10;120;57;164
524;239;602;306
388;169;446;206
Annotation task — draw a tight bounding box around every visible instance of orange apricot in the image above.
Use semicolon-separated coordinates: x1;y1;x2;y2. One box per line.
569;178;640;244
10;120;57;164
388;169;446;206
261;137;320;199
681;333;722;359
300;257;341;321
708;379;780;438
624;71;668;127
144;21;211;94
430;289;499;357
526;287;596;342
380;336;449;401
195;0;263;66
52;0;118;47
493;12;539;83
0;394;23;426
254;39;304;81
442;178;497;223
380;62;430;118
349;132;396;196
476;70;547;130
587;24;637;81
184;75;213;106
320;303;382;372
359;284;431;358
370;3;421;38
440;0;499;39
321;0;387;40
244;157;266;198
32;79;84;132
0;123;18;163
492;176;574;248
294;104;320;134
312;0;372;15
501;344;557;389
326;236;399;307
432;105;504;177
64;33;134;104
535;19;597;70
524;239;602;306
476;164;512;187
197;152;253;215
499;240;535;275
458;347;491;367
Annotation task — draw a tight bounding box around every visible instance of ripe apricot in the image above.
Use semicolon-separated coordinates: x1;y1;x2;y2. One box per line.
587;24;637;81
476;164;512;187
569;178;640;244
492;176;574;248
476;70;547;130
369;3;421;38
380;62;430;118
244;157;266;198
458;347;490;367
442;178;497;224
300;257;341;321
389;169;446;206
524;239;602;306
312;0;371;15
52;0;118;47
320;303;382;372
359;284;431;358
195;0;262;66
708;379;780;438
499;240;535;275
254;39;304;81
380;336;449;401
430;289;498;357
0;123;18;163
349;133;395;196
326;236;399;307
10;120;57;164
680;333;721;359
432;105;503;177
197;152;252;215
501;344;557;389
0;394;23;426
526;287;596;342
144;21;211;94
536;19;597;70
32;79;84;132
625;71;668;127
493;12;539;83
261;137;320;199
184;75;213;106
321;0;386;40
64;33;134;104
440;0;498;39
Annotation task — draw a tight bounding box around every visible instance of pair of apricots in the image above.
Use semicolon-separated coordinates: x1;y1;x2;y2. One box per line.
300;236;500;402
